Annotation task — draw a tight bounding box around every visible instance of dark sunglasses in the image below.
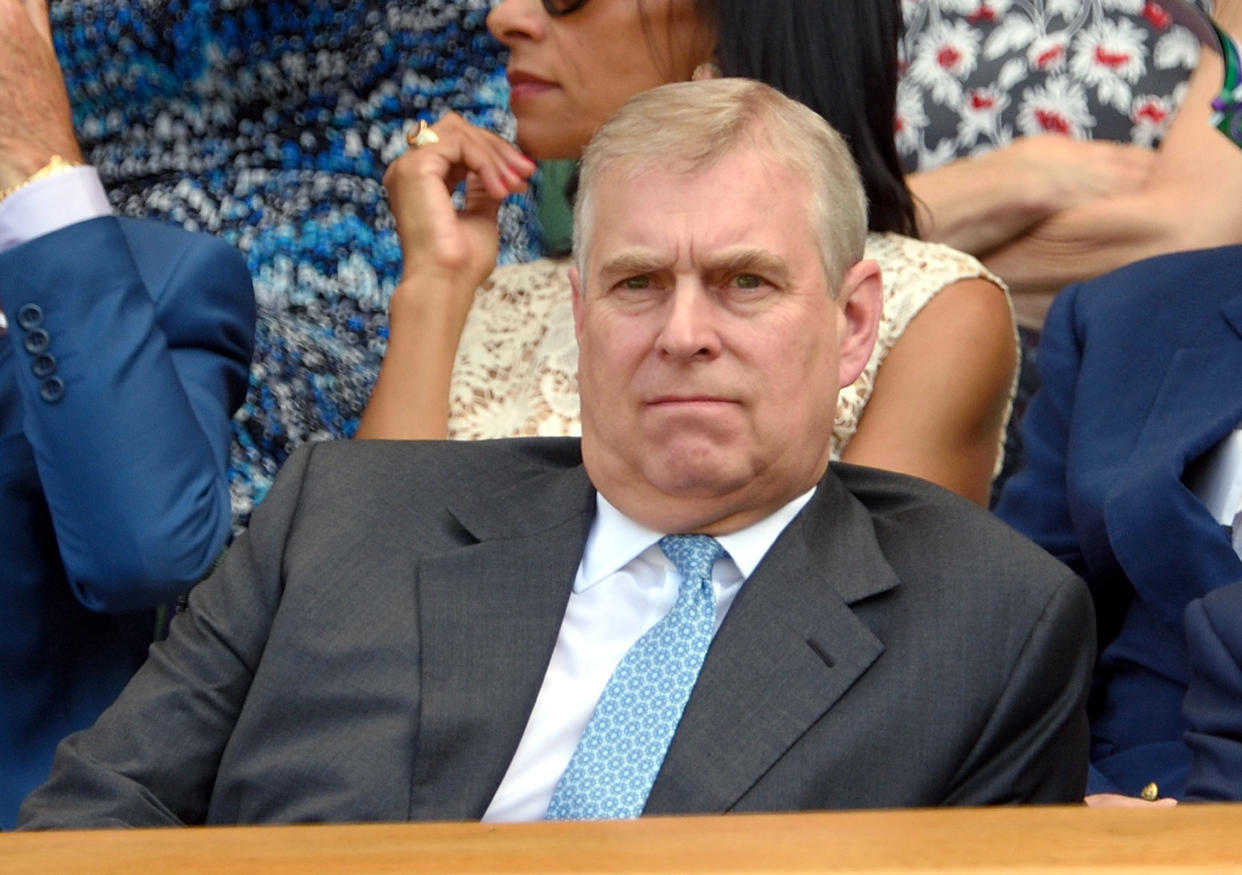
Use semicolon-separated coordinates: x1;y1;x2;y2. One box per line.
542;0;591;16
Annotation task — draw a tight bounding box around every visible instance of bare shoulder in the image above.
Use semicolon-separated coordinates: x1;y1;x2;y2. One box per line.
844;263;1016;502
864;231;1014;373
903;274;1018;396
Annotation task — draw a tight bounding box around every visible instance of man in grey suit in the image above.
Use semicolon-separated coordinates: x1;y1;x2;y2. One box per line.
19;79;1094;828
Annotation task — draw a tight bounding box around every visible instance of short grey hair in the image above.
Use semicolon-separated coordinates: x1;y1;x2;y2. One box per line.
573;78;868;292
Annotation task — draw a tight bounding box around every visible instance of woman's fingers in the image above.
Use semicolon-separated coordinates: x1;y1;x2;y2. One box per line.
456;133;533;199
462;171;504;223
384;113;533;283
407;112;534;198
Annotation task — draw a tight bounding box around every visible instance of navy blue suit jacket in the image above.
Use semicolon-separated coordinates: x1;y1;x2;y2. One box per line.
0;216;253;827
995;245;1242;798
1183;581;1242;800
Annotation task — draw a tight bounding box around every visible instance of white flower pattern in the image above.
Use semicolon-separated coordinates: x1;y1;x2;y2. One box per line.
1016;75;1097;136
898;0;1213;169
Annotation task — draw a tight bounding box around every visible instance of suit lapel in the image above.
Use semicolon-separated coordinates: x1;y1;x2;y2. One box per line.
1105;297;1242;619
408;461;596;820
646;470;898;814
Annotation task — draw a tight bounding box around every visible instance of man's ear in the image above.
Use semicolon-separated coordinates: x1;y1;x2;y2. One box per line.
570;265;586;342
836;259;882;390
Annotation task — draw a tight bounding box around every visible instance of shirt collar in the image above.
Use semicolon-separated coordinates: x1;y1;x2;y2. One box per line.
576;487;817;592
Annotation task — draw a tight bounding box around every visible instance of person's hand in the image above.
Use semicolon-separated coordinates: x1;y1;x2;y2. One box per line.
911;133;1155;254
1084;793;1178;808
358;115;535;442
999;134;1154;215
0;0;82;190
383;113;535;300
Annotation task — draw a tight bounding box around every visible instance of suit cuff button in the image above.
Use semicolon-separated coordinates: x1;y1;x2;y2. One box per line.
40;376;65;403
32;353;56;378
17;303;43;330
24;327;49;354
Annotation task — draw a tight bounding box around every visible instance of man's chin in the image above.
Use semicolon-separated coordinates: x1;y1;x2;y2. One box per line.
642;450;751;501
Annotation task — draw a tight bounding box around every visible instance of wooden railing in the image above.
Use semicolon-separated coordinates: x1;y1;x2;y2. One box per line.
3;804;1242;873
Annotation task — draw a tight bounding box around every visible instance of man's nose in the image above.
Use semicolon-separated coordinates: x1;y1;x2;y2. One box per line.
656;284;721;360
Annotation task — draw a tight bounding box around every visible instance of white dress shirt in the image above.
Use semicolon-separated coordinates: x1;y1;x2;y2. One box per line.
1186;425;1242;558
482;487;815;822
0;167;111;254
0;168;112;335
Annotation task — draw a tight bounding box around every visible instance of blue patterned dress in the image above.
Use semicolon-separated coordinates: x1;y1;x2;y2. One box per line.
52;0;540;524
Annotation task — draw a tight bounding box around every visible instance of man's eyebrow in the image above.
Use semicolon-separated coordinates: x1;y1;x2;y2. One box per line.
597;251;667;278
594;249;792;284
703;249;789;278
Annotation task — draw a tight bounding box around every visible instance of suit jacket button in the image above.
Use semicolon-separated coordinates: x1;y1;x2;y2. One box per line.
24;327;50;354
17;303;43;330
40;376;65;403
32;353;56;378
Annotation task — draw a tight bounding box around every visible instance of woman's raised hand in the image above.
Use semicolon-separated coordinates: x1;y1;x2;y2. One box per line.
358;114;535;442
383;112;535;294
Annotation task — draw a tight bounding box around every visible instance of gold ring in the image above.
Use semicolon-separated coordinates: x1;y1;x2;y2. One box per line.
1139;782;1159;802
407;120;440;148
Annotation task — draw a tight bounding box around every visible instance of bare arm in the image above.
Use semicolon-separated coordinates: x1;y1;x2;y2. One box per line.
840;276;1016;505
356;114;534;440
910;1;1242;325
0;0;83;187
981;10;1242;305
907;135;1154;256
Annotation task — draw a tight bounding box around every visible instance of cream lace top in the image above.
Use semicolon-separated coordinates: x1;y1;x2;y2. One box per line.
448;232;1009;457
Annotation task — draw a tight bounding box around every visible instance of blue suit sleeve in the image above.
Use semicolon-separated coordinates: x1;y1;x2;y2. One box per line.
994;284;1121;795
1183;581;1242;801
2;215;254;612
994;283;1088;576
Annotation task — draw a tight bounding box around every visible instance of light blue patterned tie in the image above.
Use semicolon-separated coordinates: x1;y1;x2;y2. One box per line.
545;534;726;820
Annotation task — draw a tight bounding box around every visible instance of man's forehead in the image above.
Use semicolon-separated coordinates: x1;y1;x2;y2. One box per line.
595;144;796;194
586;157;814;269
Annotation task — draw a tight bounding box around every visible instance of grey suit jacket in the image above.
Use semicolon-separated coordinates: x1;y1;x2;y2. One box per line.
19;438;1094;827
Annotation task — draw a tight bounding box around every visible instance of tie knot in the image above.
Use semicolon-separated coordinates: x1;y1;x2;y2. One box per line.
658;534;726;583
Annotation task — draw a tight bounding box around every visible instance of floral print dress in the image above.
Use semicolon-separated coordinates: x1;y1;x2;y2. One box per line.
897;0;1214;171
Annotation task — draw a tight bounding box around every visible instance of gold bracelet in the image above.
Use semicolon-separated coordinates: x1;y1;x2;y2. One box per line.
0;155;82;203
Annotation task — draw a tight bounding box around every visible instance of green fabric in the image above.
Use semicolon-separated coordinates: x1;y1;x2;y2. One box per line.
536;160;577;256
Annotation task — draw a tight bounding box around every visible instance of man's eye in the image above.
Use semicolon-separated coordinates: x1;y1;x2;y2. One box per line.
622;276;651;290
733;273;763;289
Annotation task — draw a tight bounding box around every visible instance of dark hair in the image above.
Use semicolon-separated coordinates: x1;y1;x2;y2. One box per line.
699;0;917;237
